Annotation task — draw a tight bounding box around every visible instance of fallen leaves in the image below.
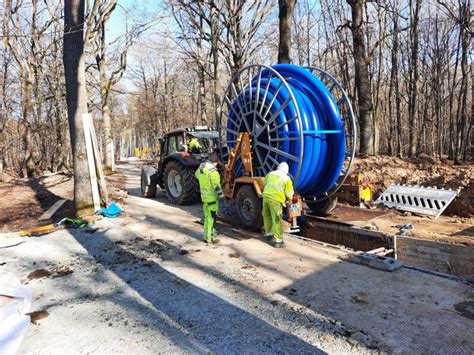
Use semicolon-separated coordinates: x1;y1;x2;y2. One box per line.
27;266;73;280
26;310;49;324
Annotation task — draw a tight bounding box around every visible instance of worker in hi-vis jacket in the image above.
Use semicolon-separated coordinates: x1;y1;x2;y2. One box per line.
262;162;294;248
195;159;224;243
188;138;203;154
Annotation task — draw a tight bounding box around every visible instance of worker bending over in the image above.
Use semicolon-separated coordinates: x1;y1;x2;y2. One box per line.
262;162;294;248
195;158;223;243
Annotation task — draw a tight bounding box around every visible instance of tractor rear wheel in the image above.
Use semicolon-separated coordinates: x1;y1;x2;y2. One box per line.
163;161;199;205
235;185;263;230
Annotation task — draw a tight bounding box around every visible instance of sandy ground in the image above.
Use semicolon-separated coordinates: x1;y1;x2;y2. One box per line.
0;160;473;354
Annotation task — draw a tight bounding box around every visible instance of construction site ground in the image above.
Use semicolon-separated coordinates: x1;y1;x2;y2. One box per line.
1;161;473;354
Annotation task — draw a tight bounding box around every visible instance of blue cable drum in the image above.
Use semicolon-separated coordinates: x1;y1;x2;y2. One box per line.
219;64;356;203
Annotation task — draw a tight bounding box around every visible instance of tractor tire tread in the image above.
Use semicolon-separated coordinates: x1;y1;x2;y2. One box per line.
164;161;200;205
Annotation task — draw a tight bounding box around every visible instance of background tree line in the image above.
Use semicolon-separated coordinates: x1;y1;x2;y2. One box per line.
0;0;472;186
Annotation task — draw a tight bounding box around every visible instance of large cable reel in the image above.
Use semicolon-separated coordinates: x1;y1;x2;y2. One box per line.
218;64;356;211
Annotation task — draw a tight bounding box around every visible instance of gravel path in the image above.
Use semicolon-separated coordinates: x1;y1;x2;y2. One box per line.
1;161;472;354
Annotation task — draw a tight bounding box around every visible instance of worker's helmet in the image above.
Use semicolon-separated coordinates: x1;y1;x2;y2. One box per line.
277;162;289;174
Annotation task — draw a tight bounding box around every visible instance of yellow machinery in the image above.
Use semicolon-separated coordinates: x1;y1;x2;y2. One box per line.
221;132;302;230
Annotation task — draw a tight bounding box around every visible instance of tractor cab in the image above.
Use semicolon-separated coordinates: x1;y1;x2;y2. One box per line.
141;126;219;205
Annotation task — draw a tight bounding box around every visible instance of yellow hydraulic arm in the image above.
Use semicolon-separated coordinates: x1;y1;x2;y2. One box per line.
221;131;303;231
222;132;262;197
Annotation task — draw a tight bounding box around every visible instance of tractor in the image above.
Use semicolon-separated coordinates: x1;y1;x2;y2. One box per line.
140;126;219;205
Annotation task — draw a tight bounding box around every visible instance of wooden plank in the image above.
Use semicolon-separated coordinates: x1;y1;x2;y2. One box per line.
82;114;101;212
111;140;115;172
86;114;110;206
38;199;66;221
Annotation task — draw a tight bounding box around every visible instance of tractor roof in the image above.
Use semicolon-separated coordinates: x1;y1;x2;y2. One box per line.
165;126;218;139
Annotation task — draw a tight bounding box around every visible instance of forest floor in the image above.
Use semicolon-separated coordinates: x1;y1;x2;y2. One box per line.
0;170;127;233
1;160;473;354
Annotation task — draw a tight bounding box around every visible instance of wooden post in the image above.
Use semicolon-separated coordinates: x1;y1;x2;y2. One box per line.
111;139;115;172
86;114;110;206
82;114;101;212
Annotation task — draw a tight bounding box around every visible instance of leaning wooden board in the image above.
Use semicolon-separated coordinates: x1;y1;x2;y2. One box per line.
38;199;66;221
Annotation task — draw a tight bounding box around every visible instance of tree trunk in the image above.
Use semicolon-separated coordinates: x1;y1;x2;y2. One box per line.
211;3;220;126
100;56;113;172
390;7;403;157
278;0;296;64
348;0;374;155
198;68;207;125
0;124;4;182
455;0;470;163
469;47;474;161
22;79;35;177
102;103;113;172
63;0;95;216
99;53;113;171
408;0;421;157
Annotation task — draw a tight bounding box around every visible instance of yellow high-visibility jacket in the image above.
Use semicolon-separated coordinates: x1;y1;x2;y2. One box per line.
195;162;221;203
263;170;294;205
189;138;202;153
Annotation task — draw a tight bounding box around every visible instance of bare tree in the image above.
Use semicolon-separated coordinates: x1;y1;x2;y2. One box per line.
219;0;274;76
278;0;296;63
347;0;374;155
64;0;95;216
454;0;471;163
3;0;52;176
0;49;11;182
171;1;212;125
87;0;127;172
388;0;403;156
407;0;422;157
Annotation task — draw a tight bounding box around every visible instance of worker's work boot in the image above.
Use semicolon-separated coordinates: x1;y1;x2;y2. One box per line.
264;233;273;241
209;231;217;244
273;239;284;248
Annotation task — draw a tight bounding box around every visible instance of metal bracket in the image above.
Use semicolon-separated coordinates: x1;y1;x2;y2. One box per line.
375;184;459;218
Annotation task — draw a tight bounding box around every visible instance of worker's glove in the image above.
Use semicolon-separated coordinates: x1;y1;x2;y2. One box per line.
216;188;224;199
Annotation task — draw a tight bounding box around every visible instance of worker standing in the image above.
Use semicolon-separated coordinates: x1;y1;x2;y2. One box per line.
195;159;223;243
262;162;294;248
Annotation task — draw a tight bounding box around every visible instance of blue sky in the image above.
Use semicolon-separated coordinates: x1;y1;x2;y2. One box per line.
107;0;165;40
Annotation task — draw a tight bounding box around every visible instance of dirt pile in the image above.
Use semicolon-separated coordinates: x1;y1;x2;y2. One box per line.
352;155;473;217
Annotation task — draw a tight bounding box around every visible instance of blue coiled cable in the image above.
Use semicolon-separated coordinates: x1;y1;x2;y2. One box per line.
227;64;346;199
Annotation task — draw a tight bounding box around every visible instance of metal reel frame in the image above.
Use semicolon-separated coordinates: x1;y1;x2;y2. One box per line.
303;66;357;203
218;64;304;183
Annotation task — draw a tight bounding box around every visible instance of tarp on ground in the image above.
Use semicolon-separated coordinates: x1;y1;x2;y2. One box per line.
0;272;33;355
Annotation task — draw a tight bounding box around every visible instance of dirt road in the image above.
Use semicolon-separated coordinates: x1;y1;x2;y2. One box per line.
1;161;473;354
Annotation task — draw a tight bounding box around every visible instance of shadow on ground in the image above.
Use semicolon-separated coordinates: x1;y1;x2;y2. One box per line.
68;227;325;353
